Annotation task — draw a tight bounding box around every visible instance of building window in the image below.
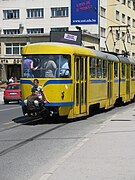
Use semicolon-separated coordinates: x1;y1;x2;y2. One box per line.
26;8;44;18
122;32;126;41
132;52;135;57
3;9;19;19
133;2;135;10
133;19;135;27
122;0;126;4
127;16;131;26
100;27;106;37
3;29;20;35
132;36;135;44
116;11;120;21
116;49;119;53
128;0;131;8
122;14;125;23
116;30;120;40
51;7;68;17
51;27;68;32
100;47;105;51
5;43;26;55
27;28;44;34
100;7;106;18
127;34;131;43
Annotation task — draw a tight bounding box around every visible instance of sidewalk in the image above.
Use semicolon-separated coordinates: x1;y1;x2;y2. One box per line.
38;105;135;180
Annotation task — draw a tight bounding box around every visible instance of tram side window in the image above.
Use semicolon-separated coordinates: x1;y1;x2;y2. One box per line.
114;62;118;78
134;65;135;78
76;57;80;81
97;59;102;78
131;65;134;78
80;57;84;80
59;55;70;78
122;63;125;78
90;57;95;78
103;60;107;78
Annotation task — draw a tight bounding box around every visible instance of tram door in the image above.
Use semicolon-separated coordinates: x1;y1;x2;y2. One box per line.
126;64;130;100
74;56;87;115
107;62;113;106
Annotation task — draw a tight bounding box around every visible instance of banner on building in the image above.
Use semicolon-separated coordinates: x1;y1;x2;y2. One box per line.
50;31;82;45
71;0;98;25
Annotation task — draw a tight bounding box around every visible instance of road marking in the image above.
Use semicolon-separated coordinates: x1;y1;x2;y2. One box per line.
0;106;20;112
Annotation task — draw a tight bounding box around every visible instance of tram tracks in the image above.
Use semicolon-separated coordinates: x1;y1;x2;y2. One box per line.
0;116;43;133
0;121;67;157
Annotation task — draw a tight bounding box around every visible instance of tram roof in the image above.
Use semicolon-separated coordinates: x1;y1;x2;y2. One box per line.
22;42;122;62
22;42;95;56
91;49;119;62
118;56;135;64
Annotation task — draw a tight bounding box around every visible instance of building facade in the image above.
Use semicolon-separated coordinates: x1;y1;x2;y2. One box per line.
106;0;135;56
0;0;102;81
0;0;135;81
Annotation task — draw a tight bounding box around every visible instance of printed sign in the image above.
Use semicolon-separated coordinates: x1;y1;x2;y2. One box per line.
50;31;82;45
71;0;98;25
0;59;22;64
64;33;77;42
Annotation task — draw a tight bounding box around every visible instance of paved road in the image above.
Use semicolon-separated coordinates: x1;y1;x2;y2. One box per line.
0;101;135;180
45;103;135;180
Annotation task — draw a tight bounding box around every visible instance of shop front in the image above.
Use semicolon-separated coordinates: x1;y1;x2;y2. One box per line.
0;58;22;82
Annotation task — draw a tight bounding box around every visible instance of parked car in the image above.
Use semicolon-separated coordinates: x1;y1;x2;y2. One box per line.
3;83;21;104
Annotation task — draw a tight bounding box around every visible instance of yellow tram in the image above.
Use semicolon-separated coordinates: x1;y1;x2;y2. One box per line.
20;42;135;119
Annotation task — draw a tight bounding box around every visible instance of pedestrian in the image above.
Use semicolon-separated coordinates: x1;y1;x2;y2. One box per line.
8;77;14;83
14;76;17;82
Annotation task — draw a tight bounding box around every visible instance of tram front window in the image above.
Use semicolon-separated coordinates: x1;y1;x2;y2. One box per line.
22;54;71;78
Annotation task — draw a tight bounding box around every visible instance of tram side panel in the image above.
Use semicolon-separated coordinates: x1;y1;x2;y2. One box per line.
88;57;108;111
130;64;135;100
131;78;135;100
114;62;120;104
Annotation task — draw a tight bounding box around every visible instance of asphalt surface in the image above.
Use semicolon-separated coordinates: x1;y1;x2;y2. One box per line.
43;104;135;180
0;91;135;180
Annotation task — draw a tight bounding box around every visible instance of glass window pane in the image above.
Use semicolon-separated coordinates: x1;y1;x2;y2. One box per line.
6;48;12;54
103;60;107;78
90;57;95;78
13;47;19;54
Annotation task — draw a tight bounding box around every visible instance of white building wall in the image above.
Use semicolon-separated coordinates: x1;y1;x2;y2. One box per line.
100;0;107;50
0;0;106;46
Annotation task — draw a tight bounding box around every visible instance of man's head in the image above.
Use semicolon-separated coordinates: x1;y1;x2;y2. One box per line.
48;55;54;60
33;79;39;87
